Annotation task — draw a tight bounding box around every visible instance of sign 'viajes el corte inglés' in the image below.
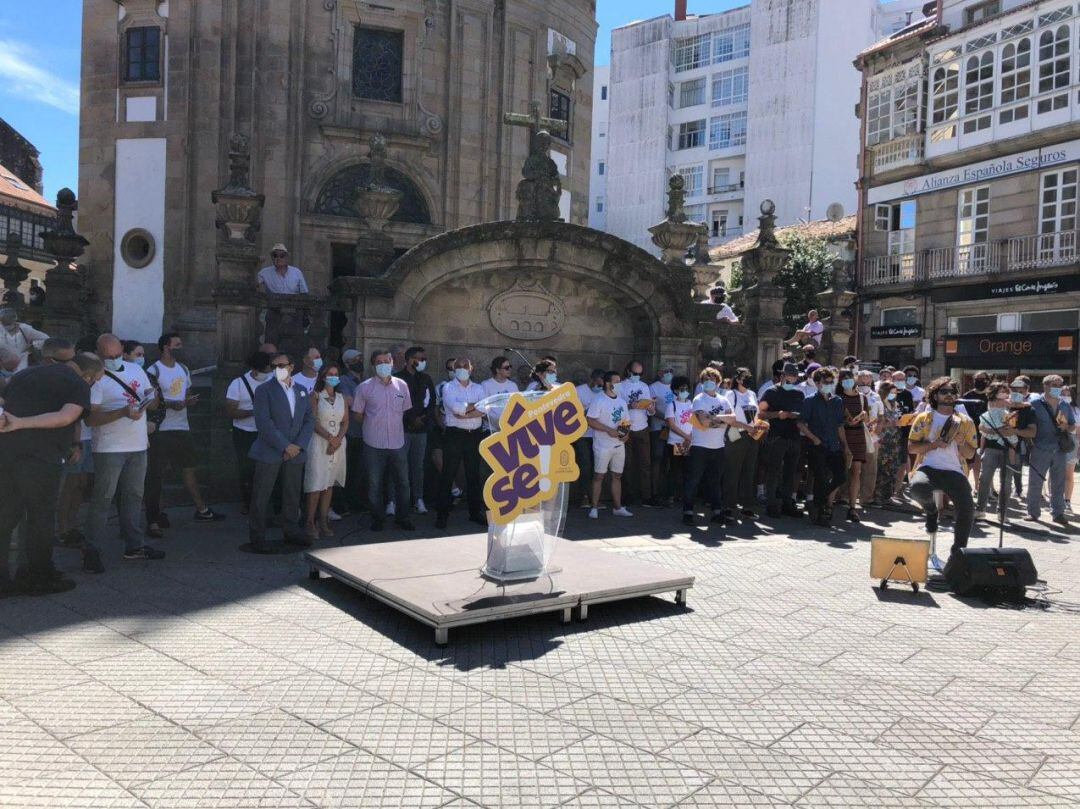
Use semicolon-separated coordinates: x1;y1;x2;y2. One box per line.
479;384;588;525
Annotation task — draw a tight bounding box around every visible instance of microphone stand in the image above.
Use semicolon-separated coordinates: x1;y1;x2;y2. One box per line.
503;347;534;372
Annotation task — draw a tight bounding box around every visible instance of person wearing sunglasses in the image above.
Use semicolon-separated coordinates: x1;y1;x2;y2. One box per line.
256;244;309;295
907;377;978;558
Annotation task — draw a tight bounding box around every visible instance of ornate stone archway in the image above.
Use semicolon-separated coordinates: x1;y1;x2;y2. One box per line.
333;221;703;378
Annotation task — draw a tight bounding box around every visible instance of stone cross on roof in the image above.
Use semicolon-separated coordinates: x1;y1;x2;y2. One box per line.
503;100;568;140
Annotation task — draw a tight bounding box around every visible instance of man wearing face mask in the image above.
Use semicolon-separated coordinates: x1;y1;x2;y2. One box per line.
890;369;916;498
352;351;414;531
616;359;656;507
723;367;763;518
436;357;487;529
85;333;163;561
144;333;223;537
0;350;97;595
907;378;978;555
294;347;322;394
650;366;676;506
226;351;274;513
797;367;848;526
903;365;925;405
394;347;437;516
248;353;315;551
760;362;805;518
0;307;48;371
1025;375;1075;527
573;369;604;508
122;340;146;368
1008;377;1035;499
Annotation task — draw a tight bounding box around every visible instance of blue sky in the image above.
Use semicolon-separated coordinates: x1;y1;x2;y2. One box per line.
0;0;744;202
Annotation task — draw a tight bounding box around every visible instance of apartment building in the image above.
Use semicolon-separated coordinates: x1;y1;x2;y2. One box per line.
589;65;610;230
855;0;1080;386
600;0;923;253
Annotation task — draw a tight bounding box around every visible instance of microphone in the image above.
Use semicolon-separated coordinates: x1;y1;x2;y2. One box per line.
504;347;534;369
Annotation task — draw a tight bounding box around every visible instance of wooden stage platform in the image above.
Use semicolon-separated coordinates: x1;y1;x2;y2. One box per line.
305;534;693;645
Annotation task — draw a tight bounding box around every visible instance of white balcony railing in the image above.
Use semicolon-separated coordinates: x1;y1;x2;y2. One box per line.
870;133;924;173
1008;230;1079;270
923;242;1000;279
862;253;918;286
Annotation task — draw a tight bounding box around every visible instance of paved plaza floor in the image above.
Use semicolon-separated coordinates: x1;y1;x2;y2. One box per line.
1;498;1078;807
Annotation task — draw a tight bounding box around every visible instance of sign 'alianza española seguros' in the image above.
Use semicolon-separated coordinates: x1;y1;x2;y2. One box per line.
479;383;589;525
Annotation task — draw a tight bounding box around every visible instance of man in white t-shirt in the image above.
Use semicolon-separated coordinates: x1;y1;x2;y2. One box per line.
225;349;273;513
573;369;604;507
85;333;165;561
682;368;736;526
481;355;520;421
788;309;824;347
903;365;926;405
616;359;656;507
710;287;740;324
587;371;632;519
256;244;309;295
0;307;48;371
649;366;675;505
293;347;322;393
144;333;225;538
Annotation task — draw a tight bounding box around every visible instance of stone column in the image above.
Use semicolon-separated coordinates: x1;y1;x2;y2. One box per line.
648;175;705;266
0;233;30;312
211;134;265;377
816;258;858;365
40;189;91;341
353;134;404;278
731;200;789;379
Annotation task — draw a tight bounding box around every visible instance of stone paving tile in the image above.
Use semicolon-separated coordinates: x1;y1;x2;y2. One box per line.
11;680;153;739
274;640;409;685
1023;671;1080;706
187;645;307;689
557;787;641;806
641;629;764;669
420;741;590;808
0;648;91;699
795;773;938;807
436;663;595;715
0;696;22;725
65;716;225;789
652;659;780;702
437;696;590;761
131;756;314;808
902;648;1036;691
847;679;993;734
129;623;244;659
542;734;712;808
247;673;384;725
656;690;804;746
771;725;944;796
935;680;1080;729
674;779;793;806
877;718;1047;783
736;655;870;700
747;687;903;742
76;648;200;692
280;747;453;803
362;666;489;720
916;765;1075;807
661;729;831;802
132;677;272;731
549;693;700;753
323;702;473;768
25;623;144;664
1027;757;1080;799
822;651;956;696
974;713;1080;758
552;661;690;708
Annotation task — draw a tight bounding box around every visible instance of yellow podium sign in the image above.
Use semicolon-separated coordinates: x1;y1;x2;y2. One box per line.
479;383;588;525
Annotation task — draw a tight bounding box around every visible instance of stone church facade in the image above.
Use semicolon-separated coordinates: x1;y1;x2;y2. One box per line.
78;0;596;353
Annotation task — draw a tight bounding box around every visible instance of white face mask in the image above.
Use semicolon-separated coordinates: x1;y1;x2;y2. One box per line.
857;384;871;395
275;367;290;382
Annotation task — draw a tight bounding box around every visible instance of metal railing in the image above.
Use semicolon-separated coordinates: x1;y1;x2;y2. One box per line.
1008;230;1079;270
862;253;918;286
707;183;742;195
922;242;1000;279
870;132;924;173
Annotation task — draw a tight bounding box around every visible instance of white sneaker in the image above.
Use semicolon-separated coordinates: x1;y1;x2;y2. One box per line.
451;486;462;498
327;508;342;522
588;508;598;519
415;498;428;514
613;507;633;517
386;501;396;516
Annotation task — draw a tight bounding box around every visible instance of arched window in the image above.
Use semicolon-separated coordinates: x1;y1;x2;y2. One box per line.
964;51;994;115
930;61;960;144
1037;25;1070;112
313;164;431;224
999;38;1031;123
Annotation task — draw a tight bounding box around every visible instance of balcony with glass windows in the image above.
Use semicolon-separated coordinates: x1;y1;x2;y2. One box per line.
870;133;925;173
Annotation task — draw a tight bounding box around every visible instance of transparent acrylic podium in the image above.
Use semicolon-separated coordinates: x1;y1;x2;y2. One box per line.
476;391;568;582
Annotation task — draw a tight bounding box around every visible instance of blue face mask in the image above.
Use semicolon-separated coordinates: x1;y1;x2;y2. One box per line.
677;389;690;401
628;374;640;383
103;357;122;372
544;372;558;386
782;382;797;391
415;360;427;372
841;378;856;391
703;380;718;393
894;380;906;390
820;383;836;396
661;372;673;385
375;363;393;378
455;368;471;382
887;392;897;401
590;385;602;394
312;358;323;372
906;376;918;387
325;375;340;388
1010;391;1024;403
130;356;145;367
1049;387;1063;398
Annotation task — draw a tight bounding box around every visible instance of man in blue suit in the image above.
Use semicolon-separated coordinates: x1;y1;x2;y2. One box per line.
248;353;315;551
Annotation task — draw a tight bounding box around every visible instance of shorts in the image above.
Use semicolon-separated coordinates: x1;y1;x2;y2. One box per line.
148;429;198;469
593;442;626;474
64;439;94;475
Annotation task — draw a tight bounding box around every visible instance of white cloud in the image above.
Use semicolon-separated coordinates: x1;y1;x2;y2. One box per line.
0;39;79;115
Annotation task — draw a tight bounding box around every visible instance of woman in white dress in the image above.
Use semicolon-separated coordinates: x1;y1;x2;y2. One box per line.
304;363;348;539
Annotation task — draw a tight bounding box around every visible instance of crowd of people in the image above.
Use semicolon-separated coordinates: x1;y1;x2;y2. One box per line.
0;312;1077;596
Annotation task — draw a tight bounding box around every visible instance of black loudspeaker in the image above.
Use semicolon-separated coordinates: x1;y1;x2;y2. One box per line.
944;548;1037;599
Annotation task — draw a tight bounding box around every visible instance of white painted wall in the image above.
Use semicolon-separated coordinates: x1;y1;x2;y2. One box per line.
588;65;610;230
113;138;166;342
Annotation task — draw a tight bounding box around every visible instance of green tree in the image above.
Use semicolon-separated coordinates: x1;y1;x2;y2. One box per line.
775;231;832;338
